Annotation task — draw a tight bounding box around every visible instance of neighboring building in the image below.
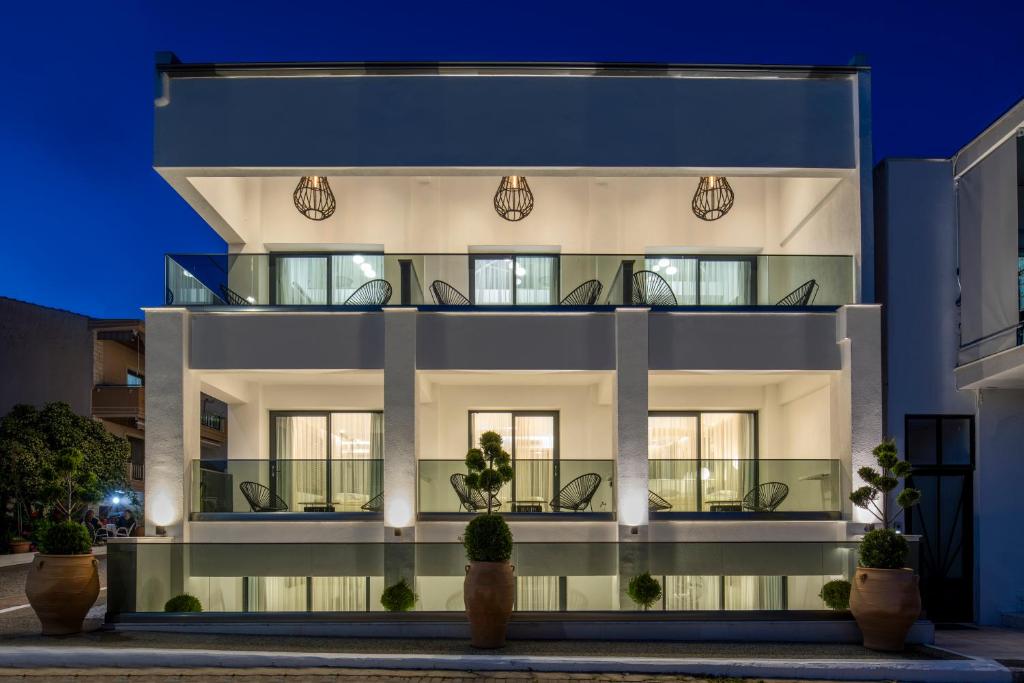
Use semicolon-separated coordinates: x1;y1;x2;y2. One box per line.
126;57;888;625
875;99;1024;625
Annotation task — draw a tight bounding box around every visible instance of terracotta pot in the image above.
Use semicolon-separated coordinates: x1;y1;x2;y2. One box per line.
9;540;31;554
464;560;515;648
849;566;921;651
25;554;100;635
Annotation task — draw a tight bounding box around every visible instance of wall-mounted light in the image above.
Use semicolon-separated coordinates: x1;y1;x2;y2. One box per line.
293;176;336;221
691;176;735;221
385;498;413;529
494;176;534;221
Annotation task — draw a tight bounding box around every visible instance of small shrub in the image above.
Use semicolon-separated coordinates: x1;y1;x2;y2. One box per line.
35;520;92;555
463;514;513;562
380;578;417;612
627;572;662;610
858;528;909;569
164;594;203;612
819;579;852;610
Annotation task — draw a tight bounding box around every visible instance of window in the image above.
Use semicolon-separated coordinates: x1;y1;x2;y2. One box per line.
470;254;558;305
469;411;558;505
644;255;755;305
126;370;144;386
905;416;973;467
271;253;384;305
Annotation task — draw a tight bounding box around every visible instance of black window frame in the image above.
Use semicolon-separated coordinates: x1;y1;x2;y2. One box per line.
643;254;758;306
468;253;561;305
467;410;561;503
269;251;385;306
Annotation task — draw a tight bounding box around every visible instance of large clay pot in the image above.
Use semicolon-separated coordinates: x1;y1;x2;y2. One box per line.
25;554;100;635
9;540;31;554
849;566;921;651
464;560;515;648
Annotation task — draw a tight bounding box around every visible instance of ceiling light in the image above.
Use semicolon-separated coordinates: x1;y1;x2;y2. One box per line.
515;266;526;277
494;176;534;221
352;255;365;265
293;176;336;221
692;176;735;221
665;266;678;276
658;258;670;268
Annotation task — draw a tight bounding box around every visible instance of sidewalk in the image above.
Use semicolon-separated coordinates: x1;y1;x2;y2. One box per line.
0;546;106;569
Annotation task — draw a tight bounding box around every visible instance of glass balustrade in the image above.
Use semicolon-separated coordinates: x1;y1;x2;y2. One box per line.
192;459;382;514
165;253;855;308
648;459;842;513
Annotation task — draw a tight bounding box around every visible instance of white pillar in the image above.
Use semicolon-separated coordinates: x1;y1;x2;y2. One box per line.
837;305;883;526
144;309;199;539
614;308;649;539
383;308;417;538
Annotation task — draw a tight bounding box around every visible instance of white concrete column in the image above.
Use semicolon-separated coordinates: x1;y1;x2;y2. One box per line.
144;309;200;539
383;308;417;538
614;308;649;538
836;305;883;526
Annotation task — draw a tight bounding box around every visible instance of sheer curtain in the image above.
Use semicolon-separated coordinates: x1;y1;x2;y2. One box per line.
516;576;559;611
723;576;785;610
700;260;752;306
701;413;755;508
663;575;720;610
645;257;697;304
473;258;514;304
246;577;307;611
330;413;383;510
276;256;327;305
471;413;514;504
274;415;328;509
166;262;216;304
515;256;557;304
332;254;384;303
311;577;367;611
648;415;698;511
514;415;555;505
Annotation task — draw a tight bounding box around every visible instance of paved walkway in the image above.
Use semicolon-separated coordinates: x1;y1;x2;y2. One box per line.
935;627;1024;663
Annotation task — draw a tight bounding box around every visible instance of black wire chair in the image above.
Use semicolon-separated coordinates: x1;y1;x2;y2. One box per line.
430;280;471;305
631;270;678;306
549;473;603;512
361;492;383;512
450;473;502;512
648;490;673;512
344;279;393;305
239;481;289;512
166;288;174;305
560;280;603;306
776;280;819;307
220;284;249;306
741;481;790;512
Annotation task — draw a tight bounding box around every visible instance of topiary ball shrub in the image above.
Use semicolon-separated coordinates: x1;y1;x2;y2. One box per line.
380;578;417;612
627;572;662;610
819;579;852;610
463;514;513;562
858;528;909;569
164;594;203;613
36;520;92;555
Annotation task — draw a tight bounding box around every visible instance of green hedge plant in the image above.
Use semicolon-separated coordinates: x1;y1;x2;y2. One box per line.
858;528;910;570
627;572;662;610
164;594;203;612
380;579;417;612
819;579;852;610
35;520;91;555
463;514;513;562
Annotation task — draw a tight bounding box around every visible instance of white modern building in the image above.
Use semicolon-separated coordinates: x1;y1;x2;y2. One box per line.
112;56;894;628
876;98;1024;626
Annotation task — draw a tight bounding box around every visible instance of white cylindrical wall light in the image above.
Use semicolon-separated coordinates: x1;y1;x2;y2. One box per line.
385;497;413;530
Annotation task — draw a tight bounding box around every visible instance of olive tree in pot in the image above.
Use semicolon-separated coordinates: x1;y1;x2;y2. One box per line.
462;430;514;648
848;439;922;651
26;448;101;635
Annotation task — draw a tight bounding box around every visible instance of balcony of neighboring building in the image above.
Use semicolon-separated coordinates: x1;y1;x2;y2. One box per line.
90;321;146;427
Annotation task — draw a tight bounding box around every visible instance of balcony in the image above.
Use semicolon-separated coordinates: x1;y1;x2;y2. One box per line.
92;385;144;421
200;412;227;445
191;459;382;519
165;252;855;310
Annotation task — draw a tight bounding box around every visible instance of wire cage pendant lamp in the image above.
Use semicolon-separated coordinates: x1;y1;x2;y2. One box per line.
293;176;337;221
691;176;735;221
493;175;535;221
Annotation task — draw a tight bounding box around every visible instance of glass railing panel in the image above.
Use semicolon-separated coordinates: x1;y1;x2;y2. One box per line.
192;459;383;513
757;255;855;306
647;459;841;513
418;459;614;513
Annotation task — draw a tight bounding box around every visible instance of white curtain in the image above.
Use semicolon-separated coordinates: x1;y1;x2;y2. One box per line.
648;415;698;510
311;577;367;611
470;413;514;504
699;260;752;305
514;415;555;505
663;575;720;610
330;413;383;510
166;260;216;304
246;577;307;612
645;257;697;304
723;576;785;610
275;415;328;509
473;258;514;304
516;576;559;611
515;256;557;304
332;254;384;303
701;413;755;509
276;256;327;305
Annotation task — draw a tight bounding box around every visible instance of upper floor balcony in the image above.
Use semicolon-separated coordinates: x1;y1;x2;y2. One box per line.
166;251;856;310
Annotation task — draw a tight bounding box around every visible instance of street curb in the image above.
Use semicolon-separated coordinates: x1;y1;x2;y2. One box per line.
0;646;1011;682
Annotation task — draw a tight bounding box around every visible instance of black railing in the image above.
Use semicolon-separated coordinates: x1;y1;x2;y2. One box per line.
201;413;225;430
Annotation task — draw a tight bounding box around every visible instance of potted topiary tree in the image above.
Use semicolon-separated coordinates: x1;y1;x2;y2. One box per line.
165;594;203;612
381;579;417;612
819;579;852;611
627;573;662;610
26;448;101;635
462;430;515;648
848;439;922;651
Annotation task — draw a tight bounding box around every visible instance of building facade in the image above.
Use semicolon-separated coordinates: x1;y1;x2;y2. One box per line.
876;99;1024;626
125;58;889;622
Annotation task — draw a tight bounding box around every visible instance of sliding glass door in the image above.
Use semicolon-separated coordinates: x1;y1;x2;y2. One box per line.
648;412;757;511
470;411;558;509
644;256;755;306
470;255;559;305
271;411;383;511
271;253;384;305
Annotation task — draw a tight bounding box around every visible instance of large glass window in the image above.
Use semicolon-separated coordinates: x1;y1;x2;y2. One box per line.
469;411;557;508
272;253;383;305
470;255;558;305
645;256;754;305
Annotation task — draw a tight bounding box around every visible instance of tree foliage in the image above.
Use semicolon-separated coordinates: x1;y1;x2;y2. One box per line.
850;439;920;529
464;430;513;514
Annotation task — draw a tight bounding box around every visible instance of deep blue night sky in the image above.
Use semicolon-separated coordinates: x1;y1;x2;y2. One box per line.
2;1;1023;319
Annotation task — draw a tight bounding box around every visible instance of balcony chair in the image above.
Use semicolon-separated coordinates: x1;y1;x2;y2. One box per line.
239;481;289;513
560;279;603;306
344;279;393;305
115;521;136;537
165;288;174;305
631;270;677;306
220;284;249;306
361;492;384;512
429;280;471;306
776;279;819;306
648;490;673;512
741;481;790;512
450;473;502;512
549;473;603;512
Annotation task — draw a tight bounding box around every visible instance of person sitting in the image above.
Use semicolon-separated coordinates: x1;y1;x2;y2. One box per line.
115;509;135;535
83;509;101;535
